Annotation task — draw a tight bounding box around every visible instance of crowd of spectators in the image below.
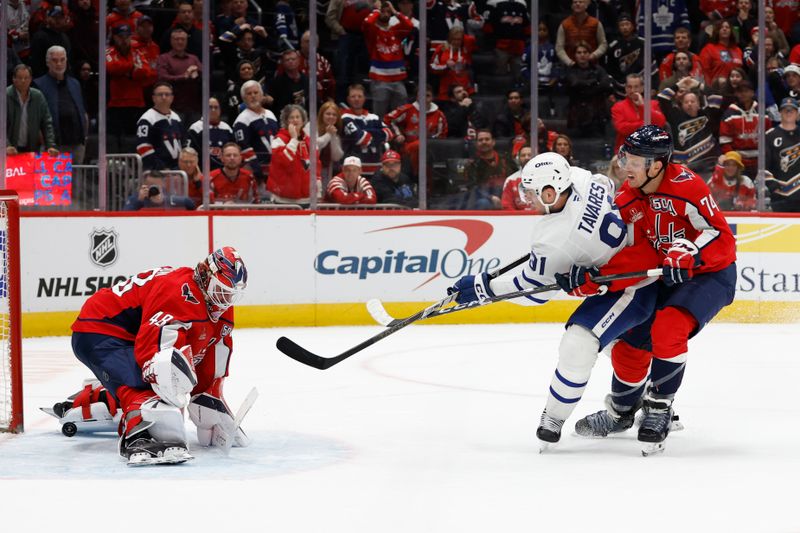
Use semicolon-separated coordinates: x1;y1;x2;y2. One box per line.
5;0;800;212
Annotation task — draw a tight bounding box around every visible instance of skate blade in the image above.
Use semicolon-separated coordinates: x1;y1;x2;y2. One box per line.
640;442;666;457
127;449;194;467
538;440;556;453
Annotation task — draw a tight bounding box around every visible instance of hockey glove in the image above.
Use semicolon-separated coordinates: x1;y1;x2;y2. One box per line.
447;272;495;304
555;265;608;297
141;346;198;409
662;238;700;286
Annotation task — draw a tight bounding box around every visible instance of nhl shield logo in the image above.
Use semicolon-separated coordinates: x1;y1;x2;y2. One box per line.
89;229;118;267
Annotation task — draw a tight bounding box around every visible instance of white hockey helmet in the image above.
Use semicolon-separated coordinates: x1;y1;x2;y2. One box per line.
520;152;572;210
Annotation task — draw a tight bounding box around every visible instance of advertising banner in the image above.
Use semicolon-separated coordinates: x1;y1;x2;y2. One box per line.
21;216;207;313
17;213;800;335
6;153;73;206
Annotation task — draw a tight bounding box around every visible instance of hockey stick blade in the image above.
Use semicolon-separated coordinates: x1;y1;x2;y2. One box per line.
366;298;394;326
278;268;662;370
277;336;356;370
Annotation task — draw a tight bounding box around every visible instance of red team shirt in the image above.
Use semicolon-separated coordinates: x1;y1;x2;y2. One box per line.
615;163;737;276
72;267;234;395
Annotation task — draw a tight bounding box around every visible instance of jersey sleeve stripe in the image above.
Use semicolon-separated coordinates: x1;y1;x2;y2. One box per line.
513;277;548;304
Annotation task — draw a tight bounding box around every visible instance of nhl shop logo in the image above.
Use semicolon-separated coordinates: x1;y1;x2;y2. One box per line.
89;228;118;267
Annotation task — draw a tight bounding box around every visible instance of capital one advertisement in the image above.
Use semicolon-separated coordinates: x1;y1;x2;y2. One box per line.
18;213;800;318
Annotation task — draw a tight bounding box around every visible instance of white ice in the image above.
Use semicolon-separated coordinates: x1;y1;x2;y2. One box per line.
1;322;799;533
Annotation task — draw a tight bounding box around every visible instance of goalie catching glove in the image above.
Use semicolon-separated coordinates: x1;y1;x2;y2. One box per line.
662;238;701;286
188;381;250;448
555;265;609;297
142;346;198;409
448;272;495;304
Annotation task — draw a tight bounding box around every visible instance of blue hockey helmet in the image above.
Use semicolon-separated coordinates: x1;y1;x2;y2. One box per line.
619;125;673;166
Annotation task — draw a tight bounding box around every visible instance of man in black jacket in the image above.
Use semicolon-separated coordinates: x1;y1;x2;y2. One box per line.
369;150;417;207
438;84;480;139
34;46;88;163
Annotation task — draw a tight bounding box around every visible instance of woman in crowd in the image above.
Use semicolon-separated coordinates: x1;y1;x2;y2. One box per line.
659;51;705;91
304;101;344;184
268;104;321;202
700;20;743;87
430;26;476;100
553;134;575;165
707;151;756;211
712;67;747;114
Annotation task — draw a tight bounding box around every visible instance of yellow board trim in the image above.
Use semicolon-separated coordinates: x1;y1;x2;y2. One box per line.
22;300;800;338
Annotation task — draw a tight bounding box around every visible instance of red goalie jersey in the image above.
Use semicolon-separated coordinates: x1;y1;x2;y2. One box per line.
72;266;234;393
615;163;737;275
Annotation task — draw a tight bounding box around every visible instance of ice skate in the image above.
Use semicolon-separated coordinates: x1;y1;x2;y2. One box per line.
574;395;641;438
635;410;684;432
638;395;674;457
536;411;564;452
121;427;193;467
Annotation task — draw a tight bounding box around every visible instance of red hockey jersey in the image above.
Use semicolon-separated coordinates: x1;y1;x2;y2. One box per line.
615;163;737;275
72;267;234;394
384;102;448;144
708;164;756;211
362;10;415;82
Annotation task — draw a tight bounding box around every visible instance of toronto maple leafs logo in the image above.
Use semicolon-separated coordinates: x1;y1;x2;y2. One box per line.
653;4;675;32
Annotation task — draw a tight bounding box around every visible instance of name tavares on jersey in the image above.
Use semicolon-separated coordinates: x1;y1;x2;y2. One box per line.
577;181;608;234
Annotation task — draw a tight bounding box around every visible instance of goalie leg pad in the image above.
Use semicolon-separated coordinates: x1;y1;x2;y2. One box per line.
544;325;600;422
188;393;250;448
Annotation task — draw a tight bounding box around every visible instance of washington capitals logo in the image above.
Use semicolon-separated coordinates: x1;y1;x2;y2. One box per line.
779;143;800;173
678;116;707;145
182;283;200;304
671;170;694;183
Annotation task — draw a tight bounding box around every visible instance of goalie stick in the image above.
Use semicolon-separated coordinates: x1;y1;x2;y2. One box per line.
212;387;259;453
277;268;663;370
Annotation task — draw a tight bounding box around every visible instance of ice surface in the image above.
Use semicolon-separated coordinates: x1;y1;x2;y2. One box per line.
1;323;799;532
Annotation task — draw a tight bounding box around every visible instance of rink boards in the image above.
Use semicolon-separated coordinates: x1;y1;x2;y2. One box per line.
20;211;800;336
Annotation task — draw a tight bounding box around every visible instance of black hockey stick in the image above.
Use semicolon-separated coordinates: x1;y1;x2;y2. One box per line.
276;267;663;370
367;253;531;326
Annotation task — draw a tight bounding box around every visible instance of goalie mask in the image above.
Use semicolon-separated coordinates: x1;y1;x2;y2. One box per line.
519;152;572;213
194;246;248;322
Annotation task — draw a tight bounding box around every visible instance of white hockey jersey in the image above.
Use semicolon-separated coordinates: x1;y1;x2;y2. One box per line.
490;168;627;305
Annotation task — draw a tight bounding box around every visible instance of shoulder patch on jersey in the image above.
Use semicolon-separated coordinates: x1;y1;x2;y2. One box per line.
671;170;694;183
221;324;232;337
182;283;200;305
